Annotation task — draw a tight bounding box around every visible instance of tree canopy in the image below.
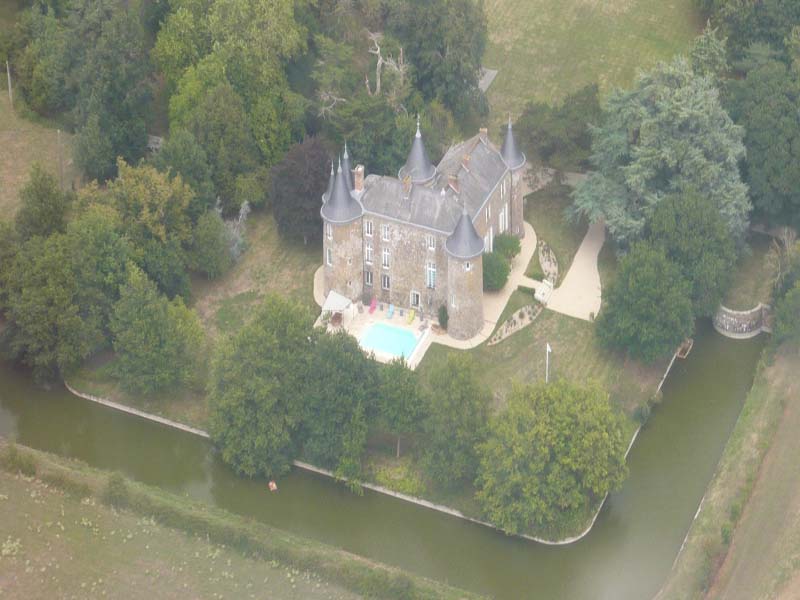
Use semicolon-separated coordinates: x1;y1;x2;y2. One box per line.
378;358;427;458
476;381;628;535
15;164;72;241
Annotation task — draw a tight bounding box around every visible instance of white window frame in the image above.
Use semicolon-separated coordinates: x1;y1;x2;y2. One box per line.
365;241;373;265
381;224;390;241
326;223;332;240
326;247;332;266
365;270;373;286
425;261;436;289
485;205;491;221
450;293;457;308
365;220;373;237
382;247;390;269
410;291;420;308
426;235;436;251
381;274;390;290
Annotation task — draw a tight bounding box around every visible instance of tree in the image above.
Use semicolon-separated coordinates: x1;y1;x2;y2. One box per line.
137;237;191;300
301;331;378;480
515;84;602;172
189;211;233;279
572;56;749;249
208;295;314;478
596;242;694;362
15;164;72;241
150;129;216;222
690;24;728;83
476;381;628;535
725;60;800;227
74;113;116;182
270;137;329;243
110;264;203;394
378;358;426;458
0;222;19;310
422;354;489;489
647;191;736;317
773;282;800;346
483;252;510;291
493;234;521;261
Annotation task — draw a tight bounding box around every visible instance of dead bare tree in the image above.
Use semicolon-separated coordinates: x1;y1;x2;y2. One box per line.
318;90;347;119
364;30;408;113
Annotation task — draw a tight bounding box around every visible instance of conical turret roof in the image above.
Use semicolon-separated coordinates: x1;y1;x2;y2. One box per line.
446;207;484;259
398;116;436;184
342;141;354;190
322;159;335;203
321;158;362;223
501;116;526;171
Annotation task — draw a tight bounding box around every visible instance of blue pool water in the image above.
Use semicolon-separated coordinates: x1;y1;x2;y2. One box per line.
360;322;420;359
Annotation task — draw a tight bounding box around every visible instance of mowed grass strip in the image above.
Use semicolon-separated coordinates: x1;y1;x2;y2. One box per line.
483;0;702;121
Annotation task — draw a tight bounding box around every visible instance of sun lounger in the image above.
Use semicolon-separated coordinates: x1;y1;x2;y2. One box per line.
368;297;377;314
387;304;395;319
407;309;415;324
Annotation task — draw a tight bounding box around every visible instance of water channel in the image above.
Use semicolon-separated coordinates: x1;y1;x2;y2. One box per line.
0;322;764;599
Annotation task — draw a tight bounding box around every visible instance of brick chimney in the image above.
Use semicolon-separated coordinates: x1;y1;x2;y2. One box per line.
461;154;471;172
479;127;488;142
354;165;365;192
402;175;412;199
448;174;459;194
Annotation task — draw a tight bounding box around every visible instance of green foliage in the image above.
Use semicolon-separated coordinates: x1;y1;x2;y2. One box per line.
476;381;628;535
724;60;800;227
15;164;72;241
437;305;448;329
482;252;510;291
773;282;800;346
515;84;602;172
150;129;217;222
647;191;736;317
690;25;729;82
422;354;489;489
596;242;694;362
189;211;234;279
572;56;749;248
39;469;92;498
137;237;191;300
208;295;314;478
493;234;521;261
110;263;204;394
74;113;116;181
302;331;378;480
0;222;19;310
378;358;427;458
0;443;38;476
270;137;329;243
234;168;269;210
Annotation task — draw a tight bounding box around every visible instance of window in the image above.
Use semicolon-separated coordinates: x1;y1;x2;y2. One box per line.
382;247;390;269
326;247;332;266
501;179;507;200
425;261;436;289
499;203;508;233
326;223;332;240
365;241;373;265
365;270;373;286
381;224;390;241
426;235;436;250
485;205;491;221
450;293;457;308
381;274;390;290
410;291;420;308
484;227;493;253
365;220;373;237
465;261;472;272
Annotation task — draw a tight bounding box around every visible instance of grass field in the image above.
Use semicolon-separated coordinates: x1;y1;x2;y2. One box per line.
483;0;703;121
655;344;800;600
524;181;588;284
723;232;780;310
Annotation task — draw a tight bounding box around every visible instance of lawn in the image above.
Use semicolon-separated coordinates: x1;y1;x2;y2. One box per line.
722;232;780;311
483;0;703;122
656;344;800;600
524;181;588;284
191;211;321;338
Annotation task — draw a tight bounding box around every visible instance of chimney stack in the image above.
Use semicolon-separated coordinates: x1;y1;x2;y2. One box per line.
354;164;364;192
479;127;488;142
448;174;459;194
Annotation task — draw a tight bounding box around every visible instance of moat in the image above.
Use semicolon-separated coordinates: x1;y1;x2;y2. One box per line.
0;322;764;599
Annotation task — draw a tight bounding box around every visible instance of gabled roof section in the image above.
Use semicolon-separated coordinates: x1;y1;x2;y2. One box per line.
446;207;484;259
320;158;362;224
500;116;526;171
398;117;436;185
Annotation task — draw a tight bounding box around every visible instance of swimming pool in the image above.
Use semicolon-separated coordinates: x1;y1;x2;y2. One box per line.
360;322;420;360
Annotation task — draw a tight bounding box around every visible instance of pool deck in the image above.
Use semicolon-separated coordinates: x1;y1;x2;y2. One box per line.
313;220;539;364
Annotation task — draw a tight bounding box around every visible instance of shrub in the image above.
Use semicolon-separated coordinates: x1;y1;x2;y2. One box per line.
0;444;37;476
437;305;448;329
494;233;521;260
40;470;92;498
102;472;131;507
483;252;510;291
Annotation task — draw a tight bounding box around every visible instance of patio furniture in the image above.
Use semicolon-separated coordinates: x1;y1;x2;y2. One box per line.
368;297;377;314
387;304;395;319
407;309;416;324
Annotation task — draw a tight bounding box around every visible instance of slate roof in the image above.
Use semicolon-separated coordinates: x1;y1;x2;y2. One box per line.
446;208;484;259
342;142;355;190
360;131;509;234
322;159;335;203
321;159;362;224
500;117;526;171
398;120;436;184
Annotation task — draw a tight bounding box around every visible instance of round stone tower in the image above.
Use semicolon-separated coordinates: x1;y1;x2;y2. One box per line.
445;208;485;340
500;116;527;238
321;157;363;301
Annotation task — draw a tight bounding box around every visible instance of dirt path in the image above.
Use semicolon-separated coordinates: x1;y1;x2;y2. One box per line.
707;352;800;600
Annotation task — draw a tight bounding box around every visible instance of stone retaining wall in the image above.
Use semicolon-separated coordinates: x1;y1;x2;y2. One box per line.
712;303;772;339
